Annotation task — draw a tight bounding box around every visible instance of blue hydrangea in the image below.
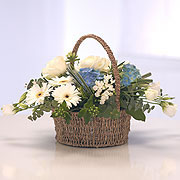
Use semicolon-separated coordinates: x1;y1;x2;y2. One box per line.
121;64;141;87
79;68;104;87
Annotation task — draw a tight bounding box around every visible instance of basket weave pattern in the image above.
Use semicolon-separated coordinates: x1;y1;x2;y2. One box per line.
53;34;131;148
54;111;131;148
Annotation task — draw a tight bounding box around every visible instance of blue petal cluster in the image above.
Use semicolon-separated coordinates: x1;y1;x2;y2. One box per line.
121;64;141;87
79;68;104;87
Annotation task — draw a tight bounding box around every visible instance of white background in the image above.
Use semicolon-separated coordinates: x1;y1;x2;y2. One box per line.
0;0;179;118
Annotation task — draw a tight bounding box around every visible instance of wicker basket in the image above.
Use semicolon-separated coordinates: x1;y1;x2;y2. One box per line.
53;34;131;148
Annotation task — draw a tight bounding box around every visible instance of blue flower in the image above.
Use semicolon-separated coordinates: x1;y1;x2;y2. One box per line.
79;68;104;87
121;64;141;87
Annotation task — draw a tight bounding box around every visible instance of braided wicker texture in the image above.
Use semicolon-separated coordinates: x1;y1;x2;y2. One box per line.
53;34;131;148
54;111;131;148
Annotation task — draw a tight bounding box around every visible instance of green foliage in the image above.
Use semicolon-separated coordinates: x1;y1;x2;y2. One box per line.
26;78;47;90
78;95;100;124
66;52;80;68
98;96;120;119
51;101;71;124
126;108;146;121
67;64;93;95
119;72;155;121
19;92;27;103
10;57;175;125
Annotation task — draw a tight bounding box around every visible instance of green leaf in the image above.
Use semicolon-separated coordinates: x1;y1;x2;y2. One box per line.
19;92;27;103
142;72;152;79
98;105;113;118
84;95;93;108
83;111;91;124
19;103;28;109
128;97;135;111
143;103;150;111
27;79;34;90
61;101;68;110
120;99;128;109
64;112;71;124
51;100;58;108
111;109;121;119
126;108;146;121
78;108;87;118
28;116;33;121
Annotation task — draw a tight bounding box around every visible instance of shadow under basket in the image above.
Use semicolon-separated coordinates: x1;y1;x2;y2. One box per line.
53;110;131;148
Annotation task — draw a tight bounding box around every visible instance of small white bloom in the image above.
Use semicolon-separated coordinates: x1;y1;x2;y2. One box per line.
100;99;105;105
48;76;72;87
104;74;112;81
26;83;51;105
110;78;115;84
52;84;81;108
145;88;159;101
78;56;111;72
95;91;101;97
93;81;104;93
163;104;177;117
93;74;115;104
42;56;66;79
107;84;114;91
149;82;161;95
2;104;15;115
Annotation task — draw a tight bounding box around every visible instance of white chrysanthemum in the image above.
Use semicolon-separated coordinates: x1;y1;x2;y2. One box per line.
26;83;51;105
48;76;72;87
42;56;66;79
2;104;15;115
52;84;81;108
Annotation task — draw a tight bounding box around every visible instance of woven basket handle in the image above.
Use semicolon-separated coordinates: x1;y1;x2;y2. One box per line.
72;34;120;110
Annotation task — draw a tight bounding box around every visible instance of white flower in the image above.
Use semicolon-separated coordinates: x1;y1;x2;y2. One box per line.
48;76;72;87
149;82;161;95
52;84;81;108
93;74;115;104
93;81;104;92
26;83;51;105
163;104;177;117
42;56;66;79
78;56;111;72
145;88;159;101
2;104;15;115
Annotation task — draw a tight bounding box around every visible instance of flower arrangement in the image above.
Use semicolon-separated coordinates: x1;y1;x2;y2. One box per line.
2;53;177;123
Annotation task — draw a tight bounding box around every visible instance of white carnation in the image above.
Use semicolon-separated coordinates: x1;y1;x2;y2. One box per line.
149;82;161;95
2;104;15;115
163;104;177;117
145;88;159;101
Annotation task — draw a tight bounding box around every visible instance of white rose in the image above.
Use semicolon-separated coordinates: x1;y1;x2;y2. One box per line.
149;82;161;95
145;88;159;101
2;104;15;115
78;56;111;72
42;56;66;79
163;104;177;117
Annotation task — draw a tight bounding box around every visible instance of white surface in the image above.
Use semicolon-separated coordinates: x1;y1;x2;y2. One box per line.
0;115;180;180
